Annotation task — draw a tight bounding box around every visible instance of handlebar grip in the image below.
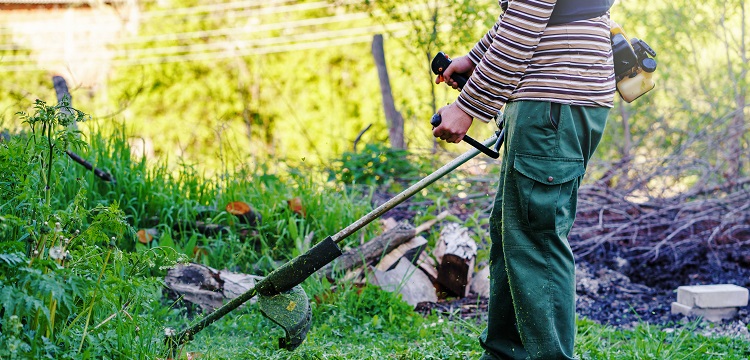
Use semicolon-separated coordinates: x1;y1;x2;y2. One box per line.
430;114;499;159
431;52;469;90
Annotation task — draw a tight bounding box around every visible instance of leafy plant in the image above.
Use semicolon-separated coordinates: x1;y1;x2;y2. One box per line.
328;142;421;186
0;100;176;358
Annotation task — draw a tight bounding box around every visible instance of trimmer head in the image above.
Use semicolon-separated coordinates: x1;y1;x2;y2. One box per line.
258;284;312;350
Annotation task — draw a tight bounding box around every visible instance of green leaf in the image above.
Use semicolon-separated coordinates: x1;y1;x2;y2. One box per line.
159;233;176;249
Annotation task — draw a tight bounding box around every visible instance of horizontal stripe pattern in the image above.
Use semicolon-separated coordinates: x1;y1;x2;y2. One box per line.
458;0;615;123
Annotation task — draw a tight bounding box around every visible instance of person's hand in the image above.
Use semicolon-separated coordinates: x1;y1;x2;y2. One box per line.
435;55;475;89
433;103;473;143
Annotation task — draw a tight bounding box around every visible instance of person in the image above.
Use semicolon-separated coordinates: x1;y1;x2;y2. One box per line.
433;0;616;358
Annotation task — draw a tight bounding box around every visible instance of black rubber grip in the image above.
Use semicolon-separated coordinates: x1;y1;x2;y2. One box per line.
430;114;499;159
431;52;469;90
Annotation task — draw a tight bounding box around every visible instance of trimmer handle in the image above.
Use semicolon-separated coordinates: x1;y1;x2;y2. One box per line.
431;114;499;159
431;52;469;90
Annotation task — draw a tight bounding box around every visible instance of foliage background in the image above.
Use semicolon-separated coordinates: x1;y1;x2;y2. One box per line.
6;0;744;179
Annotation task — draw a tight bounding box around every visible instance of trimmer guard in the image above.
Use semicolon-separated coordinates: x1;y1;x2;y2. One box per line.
258;285;312;350
255;236;342;350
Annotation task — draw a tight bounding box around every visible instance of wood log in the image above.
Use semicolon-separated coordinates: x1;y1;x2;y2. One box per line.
433;223;477;297
322;211;450;278
416;250;438;282
380;217;399;232
322;221;416;279
369;258;437;307
375;235;427;271
164;263;263;313
470;265;490;299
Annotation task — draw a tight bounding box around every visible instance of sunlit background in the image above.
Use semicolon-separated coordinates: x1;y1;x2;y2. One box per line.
1;0;747;181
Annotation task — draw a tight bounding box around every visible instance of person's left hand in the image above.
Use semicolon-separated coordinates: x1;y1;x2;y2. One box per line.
433;103;473;143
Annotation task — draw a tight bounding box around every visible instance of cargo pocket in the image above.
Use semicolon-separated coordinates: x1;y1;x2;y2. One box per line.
513;153;585;232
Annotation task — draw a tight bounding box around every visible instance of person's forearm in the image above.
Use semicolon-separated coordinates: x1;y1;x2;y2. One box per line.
458;0;557;122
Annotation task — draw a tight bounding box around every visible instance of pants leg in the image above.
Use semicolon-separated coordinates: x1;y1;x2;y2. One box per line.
479;101;609;360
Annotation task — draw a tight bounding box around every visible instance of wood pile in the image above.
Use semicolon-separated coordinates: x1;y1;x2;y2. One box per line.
164;210;492;312
323;210;490;307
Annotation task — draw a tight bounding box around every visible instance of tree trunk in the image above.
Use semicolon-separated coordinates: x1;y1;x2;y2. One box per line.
728;92;746;179
371;34;405;150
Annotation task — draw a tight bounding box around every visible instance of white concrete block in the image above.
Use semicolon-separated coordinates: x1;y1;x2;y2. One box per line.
671;302;738;322
676;284;749;308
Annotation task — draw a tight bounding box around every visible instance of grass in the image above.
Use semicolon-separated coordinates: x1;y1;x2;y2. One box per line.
1;102;749;359
171;283;750;359
576;318;750;359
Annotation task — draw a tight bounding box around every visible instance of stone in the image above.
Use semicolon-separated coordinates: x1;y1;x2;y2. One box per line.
676;284;749;308
671;302;738;322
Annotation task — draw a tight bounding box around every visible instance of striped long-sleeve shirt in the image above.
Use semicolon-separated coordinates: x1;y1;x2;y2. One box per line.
457;0;616;123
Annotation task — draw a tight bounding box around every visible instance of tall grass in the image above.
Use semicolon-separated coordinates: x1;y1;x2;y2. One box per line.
46;121;384;271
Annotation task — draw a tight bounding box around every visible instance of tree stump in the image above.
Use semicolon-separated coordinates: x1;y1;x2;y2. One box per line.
433;223;477;297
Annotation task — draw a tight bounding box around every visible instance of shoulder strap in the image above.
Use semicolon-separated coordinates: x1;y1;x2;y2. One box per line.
549;0;615;25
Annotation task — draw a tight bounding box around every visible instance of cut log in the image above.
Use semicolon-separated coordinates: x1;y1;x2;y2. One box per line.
470;265;490;299
416;250;438;283
321;211;450;278
164;263;263;313
375;235;427;271
369;258;437;307
433;223;477;297
220;270;263;299
226;201;261;227
164;263;224;312
321;221;416;278
380;217;399;232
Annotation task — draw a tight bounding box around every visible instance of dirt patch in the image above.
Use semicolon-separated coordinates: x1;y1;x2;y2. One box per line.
574;242;750;339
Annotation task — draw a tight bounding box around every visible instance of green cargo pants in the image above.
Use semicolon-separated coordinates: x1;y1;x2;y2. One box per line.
479;101;609;360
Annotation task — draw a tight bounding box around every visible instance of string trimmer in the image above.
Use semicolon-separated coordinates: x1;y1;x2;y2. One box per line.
165;52;504;354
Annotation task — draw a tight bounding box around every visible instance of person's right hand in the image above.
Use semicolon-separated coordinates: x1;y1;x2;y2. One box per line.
435;55;475;89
